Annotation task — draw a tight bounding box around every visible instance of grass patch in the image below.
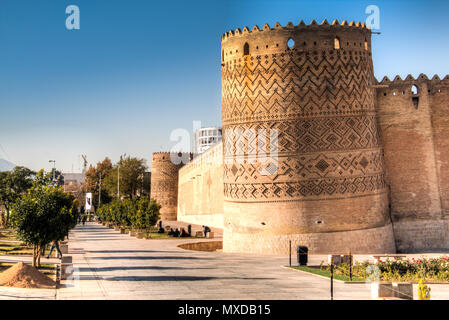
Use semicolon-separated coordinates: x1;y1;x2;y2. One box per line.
291;266;365;282
0;241;54;256
144;232;197;240
0;228;18;241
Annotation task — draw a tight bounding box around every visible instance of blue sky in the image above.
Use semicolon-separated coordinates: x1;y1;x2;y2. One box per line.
0;0;448;172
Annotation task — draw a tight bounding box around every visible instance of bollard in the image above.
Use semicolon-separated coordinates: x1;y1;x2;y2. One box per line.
289;240;292;267
349;251;352;281
330;257;334;300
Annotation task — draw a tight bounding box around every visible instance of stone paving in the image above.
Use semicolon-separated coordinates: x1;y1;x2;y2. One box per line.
1;222;449;299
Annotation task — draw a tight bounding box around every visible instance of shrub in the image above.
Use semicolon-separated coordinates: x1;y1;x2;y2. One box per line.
97;198;160;230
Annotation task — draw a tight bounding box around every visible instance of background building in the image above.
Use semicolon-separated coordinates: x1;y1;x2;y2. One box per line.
194;127;222;154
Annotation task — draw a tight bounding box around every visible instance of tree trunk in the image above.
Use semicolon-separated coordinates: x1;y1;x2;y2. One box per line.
36;245;42;268
4;204;9;227
32;246;37;268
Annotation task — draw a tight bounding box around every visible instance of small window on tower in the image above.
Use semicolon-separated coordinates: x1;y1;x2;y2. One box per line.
287;38;295;49
411;85;419;95
364;39;368;51
243;42;250;56
334;37;340;50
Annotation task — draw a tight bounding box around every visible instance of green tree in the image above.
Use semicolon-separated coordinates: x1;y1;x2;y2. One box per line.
0;166;35;226
10;185;79;267
131;198;161;230
103;156;147;199
34;168;63;187
83;158;113;208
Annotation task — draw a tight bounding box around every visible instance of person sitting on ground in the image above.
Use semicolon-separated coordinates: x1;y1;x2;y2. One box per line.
179;228;189;237
202;225;211;238
167;228;174;236
173;228;180;237
157;226;165;234
46;240;63;259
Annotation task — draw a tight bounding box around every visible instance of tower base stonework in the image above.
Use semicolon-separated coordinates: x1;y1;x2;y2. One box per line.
223;224;396;254
223;193;396;254
392;220;449;252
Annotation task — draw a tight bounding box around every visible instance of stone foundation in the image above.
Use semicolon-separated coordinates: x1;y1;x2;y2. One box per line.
223;223;396;255
392;219;449;252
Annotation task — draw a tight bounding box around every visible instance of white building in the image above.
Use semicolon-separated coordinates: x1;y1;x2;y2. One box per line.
194;127;222;154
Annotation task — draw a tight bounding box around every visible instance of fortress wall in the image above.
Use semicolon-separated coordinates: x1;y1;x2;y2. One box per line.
177;142;224;229
150;153;187;221
221;20;395;254
430;77;449;216
376;75;448;251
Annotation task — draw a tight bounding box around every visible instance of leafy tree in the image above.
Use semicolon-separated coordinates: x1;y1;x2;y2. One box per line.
83;158;113;208
103;156;147;199
0;166;35;226
131;198;161;230
10;185;79;267
33;168;63;187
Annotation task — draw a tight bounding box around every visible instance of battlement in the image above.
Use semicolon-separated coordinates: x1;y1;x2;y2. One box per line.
376;74;449;85
375;74;449;99
152;152;193;163
221;19;372;63
221;19;370;41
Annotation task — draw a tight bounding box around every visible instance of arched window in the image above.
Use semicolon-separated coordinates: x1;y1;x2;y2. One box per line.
287;38;295;49
334;37;340;50
243;42;250;56
222;49;224;62
411;85;419;95
364;39;368;51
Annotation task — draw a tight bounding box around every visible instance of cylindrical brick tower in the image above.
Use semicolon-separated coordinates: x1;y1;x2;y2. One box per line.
221;20;396;254
150;152;188;221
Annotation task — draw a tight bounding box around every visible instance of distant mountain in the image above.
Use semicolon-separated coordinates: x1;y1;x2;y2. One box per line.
0;159;16;172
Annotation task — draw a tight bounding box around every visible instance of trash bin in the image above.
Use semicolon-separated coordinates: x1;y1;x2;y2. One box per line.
297;246;308;266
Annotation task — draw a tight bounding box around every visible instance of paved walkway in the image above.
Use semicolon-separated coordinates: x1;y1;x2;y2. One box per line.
1;222;449;299
58;223;370;300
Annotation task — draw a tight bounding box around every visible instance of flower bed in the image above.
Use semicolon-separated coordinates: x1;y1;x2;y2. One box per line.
319;256;449;282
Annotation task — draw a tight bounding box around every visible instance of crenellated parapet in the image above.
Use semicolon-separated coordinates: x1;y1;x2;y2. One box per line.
221;19;372;64
375;74;449;111
222;19;370;40
376;74;449;96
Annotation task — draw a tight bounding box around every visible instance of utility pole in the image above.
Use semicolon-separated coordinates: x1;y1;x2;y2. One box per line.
117;165;120;199
98;171;102;207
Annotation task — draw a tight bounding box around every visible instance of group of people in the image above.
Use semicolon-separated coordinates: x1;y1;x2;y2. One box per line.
167;227;190;237
157;221;212;238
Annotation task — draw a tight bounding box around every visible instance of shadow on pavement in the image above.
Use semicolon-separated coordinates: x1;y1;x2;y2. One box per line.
92;256;211;260
78;266;216;272
105;275;275;282
86;250;173;254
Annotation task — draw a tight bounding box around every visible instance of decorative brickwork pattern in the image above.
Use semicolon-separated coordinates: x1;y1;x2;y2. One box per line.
220;20;395;254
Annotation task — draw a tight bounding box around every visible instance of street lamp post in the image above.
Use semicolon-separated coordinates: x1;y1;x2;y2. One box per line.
49;160;56;184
